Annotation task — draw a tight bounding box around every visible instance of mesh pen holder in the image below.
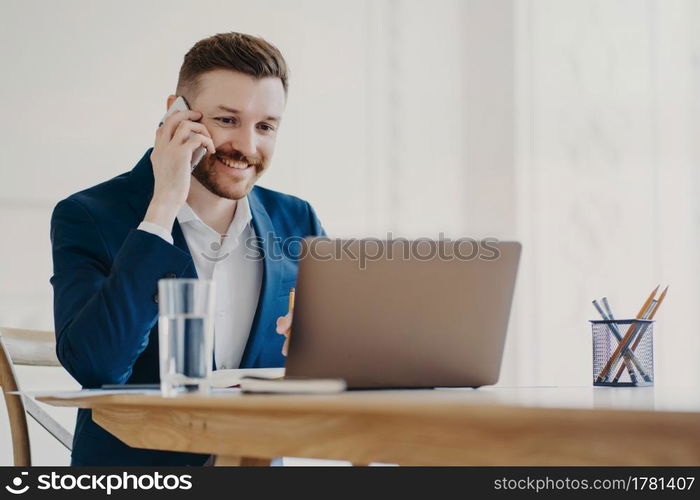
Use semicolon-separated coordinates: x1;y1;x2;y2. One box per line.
590;319;654;387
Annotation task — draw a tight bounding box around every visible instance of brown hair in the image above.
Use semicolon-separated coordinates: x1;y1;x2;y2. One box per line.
176;32;288;98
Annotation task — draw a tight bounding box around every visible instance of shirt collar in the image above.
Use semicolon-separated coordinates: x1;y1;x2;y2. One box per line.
176;202;199;225
228;195;253;238
176;196;253;239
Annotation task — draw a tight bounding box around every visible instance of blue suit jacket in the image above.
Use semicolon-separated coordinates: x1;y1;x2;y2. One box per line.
50;149;325;465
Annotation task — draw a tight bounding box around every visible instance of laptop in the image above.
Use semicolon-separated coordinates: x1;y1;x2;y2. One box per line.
284;238;521;389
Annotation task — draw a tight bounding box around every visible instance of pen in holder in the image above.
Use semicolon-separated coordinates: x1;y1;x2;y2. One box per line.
590;319;654;387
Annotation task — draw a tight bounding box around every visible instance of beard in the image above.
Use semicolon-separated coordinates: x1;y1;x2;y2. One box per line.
191;149;266;200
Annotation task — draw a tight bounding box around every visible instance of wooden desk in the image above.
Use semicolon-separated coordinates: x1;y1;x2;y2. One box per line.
38;385;700;466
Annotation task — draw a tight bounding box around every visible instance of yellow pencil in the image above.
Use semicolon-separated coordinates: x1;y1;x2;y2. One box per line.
282;288;295;357
287;287;295;336
611;286;668;382
596;285;659;382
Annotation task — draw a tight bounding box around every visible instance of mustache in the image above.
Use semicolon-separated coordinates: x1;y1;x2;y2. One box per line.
212;150;263;167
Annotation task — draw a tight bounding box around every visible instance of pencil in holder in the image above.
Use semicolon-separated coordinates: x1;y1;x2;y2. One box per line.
590;319;654;387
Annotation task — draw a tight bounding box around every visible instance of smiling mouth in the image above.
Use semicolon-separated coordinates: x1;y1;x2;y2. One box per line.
216;155;253;170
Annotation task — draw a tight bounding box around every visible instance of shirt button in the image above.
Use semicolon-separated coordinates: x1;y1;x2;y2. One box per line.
164;272;177;279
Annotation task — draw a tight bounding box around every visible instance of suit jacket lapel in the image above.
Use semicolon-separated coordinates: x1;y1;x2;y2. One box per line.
172;221;198;279
239;188;283;368
127;148;198;279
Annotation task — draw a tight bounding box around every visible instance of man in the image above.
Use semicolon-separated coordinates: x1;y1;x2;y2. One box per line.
50;32;323;466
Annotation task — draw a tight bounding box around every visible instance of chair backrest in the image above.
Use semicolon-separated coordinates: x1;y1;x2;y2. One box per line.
0;327;72;466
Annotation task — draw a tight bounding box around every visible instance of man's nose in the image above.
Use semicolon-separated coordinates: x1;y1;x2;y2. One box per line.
228;128;257;159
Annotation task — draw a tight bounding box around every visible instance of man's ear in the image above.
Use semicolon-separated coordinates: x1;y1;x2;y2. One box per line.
166;94;178;110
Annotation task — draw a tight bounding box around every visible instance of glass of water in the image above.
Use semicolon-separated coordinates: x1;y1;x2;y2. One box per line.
157;279;215;396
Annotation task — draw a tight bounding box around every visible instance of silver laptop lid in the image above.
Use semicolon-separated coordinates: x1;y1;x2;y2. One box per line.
285;239;521;388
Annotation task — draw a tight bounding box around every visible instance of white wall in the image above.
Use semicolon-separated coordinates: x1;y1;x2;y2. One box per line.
1;0;698;465
512;0;700;387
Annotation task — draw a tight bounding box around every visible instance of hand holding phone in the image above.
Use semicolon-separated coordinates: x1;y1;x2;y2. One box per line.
159;96;208;170
146;97;216;226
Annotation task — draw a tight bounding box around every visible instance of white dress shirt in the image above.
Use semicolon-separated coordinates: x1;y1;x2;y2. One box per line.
138;196;263;369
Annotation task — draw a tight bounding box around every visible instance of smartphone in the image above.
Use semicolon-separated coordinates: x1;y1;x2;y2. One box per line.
159;96;207;170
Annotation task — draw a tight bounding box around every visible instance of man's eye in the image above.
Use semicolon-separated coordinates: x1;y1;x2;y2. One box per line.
215;117;238;125
257;123;275;132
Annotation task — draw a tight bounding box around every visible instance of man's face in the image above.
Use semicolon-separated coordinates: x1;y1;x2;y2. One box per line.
184;69;286;200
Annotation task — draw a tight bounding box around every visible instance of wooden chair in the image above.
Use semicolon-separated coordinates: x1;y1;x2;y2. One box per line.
0;327;73;466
